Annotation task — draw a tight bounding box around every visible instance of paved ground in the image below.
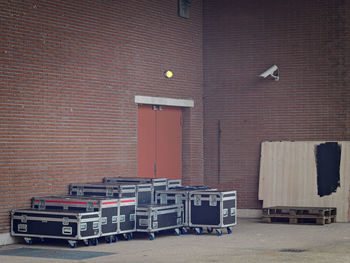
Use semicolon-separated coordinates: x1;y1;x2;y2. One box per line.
1;218;350;263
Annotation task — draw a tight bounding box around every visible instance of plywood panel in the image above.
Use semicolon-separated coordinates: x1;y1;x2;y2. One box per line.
259;141;350;222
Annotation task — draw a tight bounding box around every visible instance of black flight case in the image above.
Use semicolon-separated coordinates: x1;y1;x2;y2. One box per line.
95;181;153;206
32;195;136;242
11;209;100;248
69;182;136;199
188;190;237;236
103;177;168;203
155;186;211;234
136;204;184;240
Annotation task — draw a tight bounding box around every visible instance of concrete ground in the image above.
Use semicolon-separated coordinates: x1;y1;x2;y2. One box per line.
1;218;350;263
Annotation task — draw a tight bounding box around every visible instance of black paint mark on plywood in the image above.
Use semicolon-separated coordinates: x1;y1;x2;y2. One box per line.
315;142;341;197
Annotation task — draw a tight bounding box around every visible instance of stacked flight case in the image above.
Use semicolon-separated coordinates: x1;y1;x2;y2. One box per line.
31;195;136;243
69;183;136;199
103;177;184;240
69;183;139;240
72;181;153;206
103;177;168;202
188;190;237;235
11;175;237;247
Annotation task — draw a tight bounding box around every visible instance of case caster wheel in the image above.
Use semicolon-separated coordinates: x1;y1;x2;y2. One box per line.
174;228;181;236
24;237;32;246
195;227;203;235
112;235;118;243
216;229;223;236
92;238;98;246
68;240;77;248
149;233;155;240
123;233;132;241
181;227;188;235
207;227;213;234
106;236;112;243
83;239;91;246
227;227;232;234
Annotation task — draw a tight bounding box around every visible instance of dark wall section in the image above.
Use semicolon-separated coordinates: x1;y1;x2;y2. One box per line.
0;0;203;233
203;0;350;208
315;142;341;197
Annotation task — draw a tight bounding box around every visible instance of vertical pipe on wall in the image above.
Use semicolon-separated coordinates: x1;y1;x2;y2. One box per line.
217;120;222;184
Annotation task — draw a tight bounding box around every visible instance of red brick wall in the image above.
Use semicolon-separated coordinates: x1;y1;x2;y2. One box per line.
203;0;350;209
0;0;203;233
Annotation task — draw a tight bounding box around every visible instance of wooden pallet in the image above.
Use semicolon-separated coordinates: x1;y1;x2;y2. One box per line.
262;206;337;225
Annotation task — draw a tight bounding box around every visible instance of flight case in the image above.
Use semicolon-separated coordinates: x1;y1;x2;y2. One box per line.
155;186;212;233
167;179;182;189
11;209;100;248
133;183;153;205
32;195;136;241
118;197;137;239
188;190;236;236
103;177;168;202
98;181;153;205
136;204;184;240
69;183;136;199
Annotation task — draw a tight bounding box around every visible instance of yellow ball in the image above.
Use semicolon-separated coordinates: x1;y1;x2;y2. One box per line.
164;70;173;78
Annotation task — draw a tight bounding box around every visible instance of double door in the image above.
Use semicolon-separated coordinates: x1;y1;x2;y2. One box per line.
137;105;182;180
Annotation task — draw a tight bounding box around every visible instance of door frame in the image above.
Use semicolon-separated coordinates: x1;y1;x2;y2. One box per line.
135;95;194;179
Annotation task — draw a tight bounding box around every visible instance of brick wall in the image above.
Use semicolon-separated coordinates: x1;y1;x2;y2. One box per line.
0;0;203;233
203;0;350;209
2;0;350;234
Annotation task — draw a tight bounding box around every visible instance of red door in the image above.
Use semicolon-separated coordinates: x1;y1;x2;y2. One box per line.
137;105;182;180
137;105;156;178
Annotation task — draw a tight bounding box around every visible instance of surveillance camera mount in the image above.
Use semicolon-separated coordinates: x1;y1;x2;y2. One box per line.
270;69;279;81
259;65;279;81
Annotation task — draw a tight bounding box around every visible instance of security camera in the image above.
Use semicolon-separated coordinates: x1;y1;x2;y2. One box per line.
259;65;279;81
